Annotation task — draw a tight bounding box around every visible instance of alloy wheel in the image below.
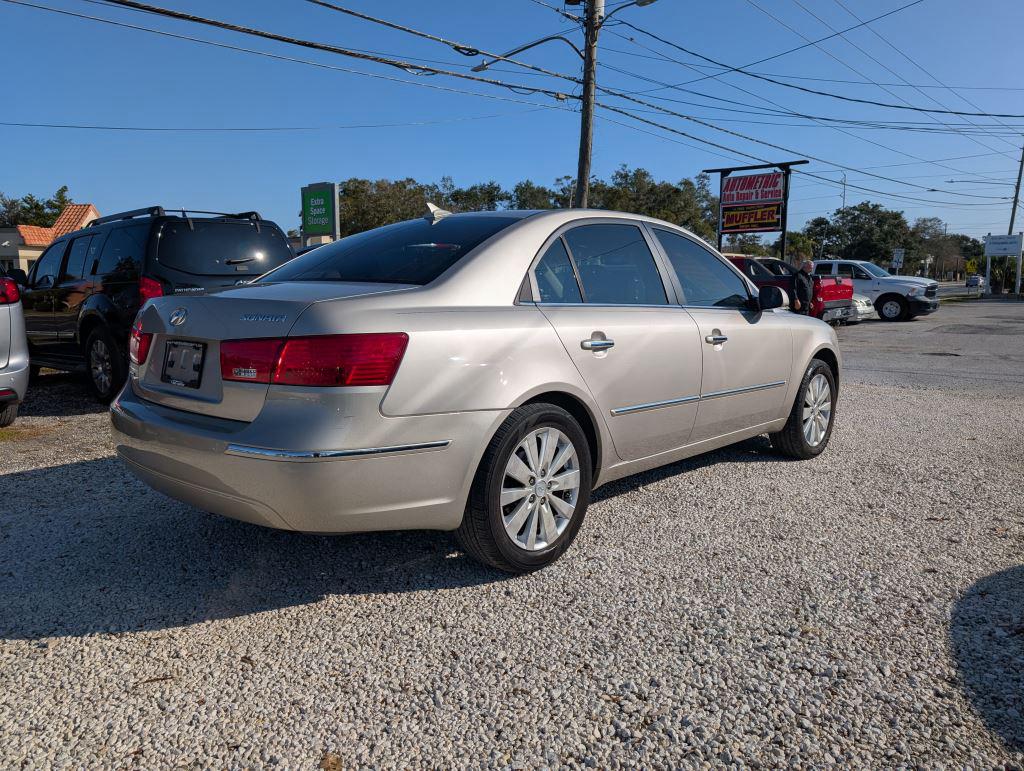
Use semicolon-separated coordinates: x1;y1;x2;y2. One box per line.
500;427;580;551
802;373;833;447
90;339;112;395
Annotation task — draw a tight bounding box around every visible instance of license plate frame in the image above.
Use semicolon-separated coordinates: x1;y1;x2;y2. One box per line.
161;340;206;389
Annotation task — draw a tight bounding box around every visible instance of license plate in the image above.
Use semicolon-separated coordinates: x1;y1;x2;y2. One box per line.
162;340;206;389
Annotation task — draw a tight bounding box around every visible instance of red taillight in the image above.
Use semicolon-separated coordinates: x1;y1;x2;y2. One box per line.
220;338;285;384
129;318;153;365
139;276;163;305
219;333;408;387
0;277;20;305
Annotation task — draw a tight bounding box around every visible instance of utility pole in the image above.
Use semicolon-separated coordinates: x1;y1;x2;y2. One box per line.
1009;140;1024;294
573;0;602;209
841;172;847;209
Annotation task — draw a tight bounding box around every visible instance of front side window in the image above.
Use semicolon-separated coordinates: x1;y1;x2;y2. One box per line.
31;242;67;289
562;224;667;305
762;258;795;277
260;216;518;286
742;259;774;279
861;262;891;278
653;229;749;308
534;238;582;303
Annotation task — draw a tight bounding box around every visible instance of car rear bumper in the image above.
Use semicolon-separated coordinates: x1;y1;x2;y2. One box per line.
909;298;939;315
110;383;506;533
0;358;29;402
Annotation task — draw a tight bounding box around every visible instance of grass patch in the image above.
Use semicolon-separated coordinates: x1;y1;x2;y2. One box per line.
0;424;52;442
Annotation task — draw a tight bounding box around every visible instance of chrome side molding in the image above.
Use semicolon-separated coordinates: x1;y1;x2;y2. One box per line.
225;440;451;462
612;381;786;416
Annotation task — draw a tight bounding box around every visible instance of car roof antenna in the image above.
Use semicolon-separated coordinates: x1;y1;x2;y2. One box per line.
424;202;452;225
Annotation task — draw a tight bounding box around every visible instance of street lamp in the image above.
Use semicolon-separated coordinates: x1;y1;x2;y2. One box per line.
471;34;583;73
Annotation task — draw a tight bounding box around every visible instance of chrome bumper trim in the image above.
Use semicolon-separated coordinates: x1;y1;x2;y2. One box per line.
224;440;451;462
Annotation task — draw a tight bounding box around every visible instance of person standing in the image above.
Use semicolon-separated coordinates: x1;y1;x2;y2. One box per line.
792;259;815;315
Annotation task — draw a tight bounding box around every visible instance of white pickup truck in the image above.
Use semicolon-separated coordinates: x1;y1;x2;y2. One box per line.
813;259;939;321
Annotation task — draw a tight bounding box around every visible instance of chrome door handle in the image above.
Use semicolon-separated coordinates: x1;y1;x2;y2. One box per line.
705;334;728;345
581;338;615;350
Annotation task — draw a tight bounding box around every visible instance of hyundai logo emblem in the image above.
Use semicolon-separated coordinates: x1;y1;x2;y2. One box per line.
169;307;188;326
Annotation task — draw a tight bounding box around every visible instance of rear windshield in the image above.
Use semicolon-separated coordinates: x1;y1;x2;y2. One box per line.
157;220;293;276
258;215;520;286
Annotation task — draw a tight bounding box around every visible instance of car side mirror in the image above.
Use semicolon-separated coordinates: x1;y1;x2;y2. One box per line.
7;268;28;287
757;285;786;311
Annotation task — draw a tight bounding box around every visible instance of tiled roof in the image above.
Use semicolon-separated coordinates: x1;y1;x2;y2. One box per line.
16;225;55;247
52;203;99;237
14;204;100;247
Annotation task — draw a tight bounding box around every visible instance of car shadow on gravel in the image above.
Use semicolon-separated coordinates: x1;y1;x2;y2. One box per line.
0;458;508;641
591;436;796;503
20;370;106;418
951;565;1024;752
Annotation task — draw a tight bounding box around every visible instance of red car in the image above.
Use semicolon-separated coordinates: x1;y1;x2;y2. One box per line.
726;256;854;323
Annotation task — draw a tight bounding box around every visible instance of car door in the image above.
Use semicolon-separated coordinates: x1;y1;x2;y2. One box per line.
650;228;793;443
838;262;877;299
532;221;704;461
21;240;69;355
53;234;104;358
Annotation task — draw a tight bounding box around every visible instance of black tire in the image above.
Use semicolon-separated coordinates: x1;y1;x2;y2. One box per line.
85;326;127;403
769;358;837;460
28;364;41;383
455;402;593;574
876;294;908;322
0;402;17;428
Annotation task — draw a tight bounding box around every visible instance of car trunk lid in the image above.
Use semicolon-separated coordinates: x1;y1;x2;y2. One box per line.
132;281;413;421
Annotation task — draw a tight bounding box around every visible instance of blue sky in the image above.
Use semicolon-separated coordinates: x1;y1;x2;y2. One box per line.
4;0;1024;240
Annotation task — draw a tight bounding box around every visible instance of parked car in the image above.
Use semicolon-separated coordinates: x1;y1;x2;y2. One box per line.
813;259;938;321
0;269;29;427
844;293;879;324
726;255;854;323
966;274;984;289
112;209;841;573
19;207;294;401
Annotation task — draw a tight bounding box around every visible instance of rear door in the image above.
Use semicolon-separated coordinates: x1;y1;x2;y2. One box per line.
533;221;703;461
651;228;792;443
54;233;105;357
91;223;148;343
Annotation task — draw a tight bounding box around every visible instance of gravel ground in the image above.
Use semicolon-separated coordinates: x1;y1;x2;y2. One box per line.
1;299;1022;769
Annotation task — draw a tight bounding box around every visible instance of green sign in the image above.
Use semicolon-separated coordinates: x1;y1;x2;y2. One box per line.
301;183;337;237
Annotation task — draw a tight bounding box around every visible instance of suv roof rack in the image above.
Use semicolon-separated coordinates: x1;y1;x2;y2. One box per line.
88;206;165;227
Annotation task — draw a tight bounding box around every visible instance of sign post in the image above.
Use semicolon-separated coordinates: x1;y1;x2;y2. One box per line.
983;233;1023;295
300;182;339;247
703;160;807;260
891;248;905;274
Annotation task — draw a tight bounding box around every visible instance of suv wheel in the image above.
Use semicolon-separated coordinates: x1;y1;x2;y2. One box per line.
0;403;17;428
770;358;837;459
456;403;593;573
876;295;908;322
85;326;127;403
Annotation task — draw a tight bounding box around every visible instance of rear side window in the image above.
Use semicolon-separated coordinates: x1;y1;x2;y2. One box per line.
654;229;749;308
95;224;148;278
61;236;93;282
762;259;795;277
563;224;667;305
260;216;518;286
158;220;292;276
534;238;582;303
814;263;834;276
31;242;67;289
741;259;774;279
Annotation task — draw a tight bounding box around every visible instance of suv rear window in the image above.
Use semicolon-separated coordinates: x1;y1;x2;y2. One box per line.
259;215;520;286
157;220;293;276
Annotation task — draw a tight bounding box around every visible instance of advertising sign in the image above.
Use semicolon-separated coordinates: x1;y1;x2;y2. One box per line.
720;171;785;206
720;202;784;234
983;233;1023;257
301;182;338;238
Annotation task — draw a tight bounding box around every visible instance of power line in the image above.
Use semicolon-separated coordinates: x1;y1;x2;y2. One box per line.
610;16;1024;119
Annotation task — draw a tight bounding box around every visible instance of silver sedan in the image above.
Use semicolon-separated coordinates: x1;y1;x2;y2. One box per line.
111;209;840;572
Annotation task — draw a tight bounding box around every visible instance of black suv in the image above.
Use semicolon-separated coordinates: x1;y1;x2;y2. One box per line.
20;206;294;401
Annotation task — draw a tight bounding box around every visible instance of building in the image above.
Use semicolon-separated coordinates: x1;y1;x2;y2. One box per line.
0;203;100;275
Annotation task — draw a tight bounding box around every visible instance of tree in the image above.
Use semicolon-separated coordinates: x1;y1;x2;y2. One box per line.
510;180;557;210
770;231;815;262
723;233;768;255
0;186;74;227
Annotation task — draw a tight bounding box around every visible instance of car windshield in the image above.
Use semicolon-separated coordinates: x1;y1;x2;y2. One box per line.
158;219;293;276
860;262;891;277
258;215;521;285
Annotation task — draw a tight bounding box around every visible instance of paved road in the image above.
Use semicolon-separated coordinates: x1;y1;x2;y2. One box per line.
1;300;1022;768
